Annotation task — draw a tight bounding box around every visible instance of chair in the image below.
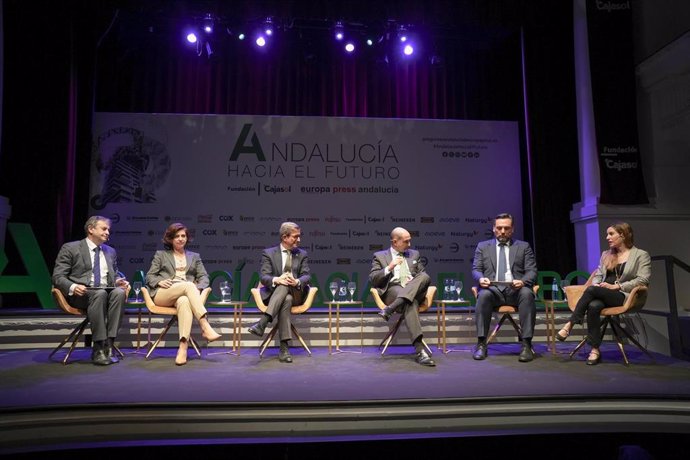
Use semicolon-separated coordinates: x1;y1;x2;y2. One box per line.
141;286;211;360
250;283;318;357
370;286;437;355
471;285;540;344
563;274;651;365
49;287;125;365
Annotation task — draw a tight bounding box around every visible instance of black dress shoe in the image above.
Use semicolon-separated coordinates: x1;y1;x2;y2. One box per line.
415;350;436;367
555;328;570;342
91;349;111;366
378;308;392;321
278;348;293;363
103;345;119;364
519;343;535;362
248;321;266;338
472;342;487;360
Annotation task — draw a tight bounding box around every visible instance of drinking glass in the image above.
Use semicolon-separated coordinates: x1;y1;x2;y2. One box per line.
219;281;232;302
454;280;463;301
132;282;142;302
329;281;338;301
347;281;356;302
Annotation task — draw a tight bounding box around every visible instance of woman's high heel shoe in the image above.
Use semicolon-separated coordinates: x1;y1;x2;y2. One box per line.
175;346;188;366
586;350;601;366
556;327;570;342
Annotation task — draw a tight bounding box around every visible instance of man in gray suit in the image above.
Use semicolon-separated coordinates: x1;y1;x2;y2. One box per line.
52;216;129;366
370;227;435;366
248;222;310;363
472;213;538;362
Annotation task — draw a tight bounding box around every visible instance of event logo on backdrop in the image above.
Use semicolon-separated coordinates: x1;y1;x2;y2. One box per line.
91;114;522;302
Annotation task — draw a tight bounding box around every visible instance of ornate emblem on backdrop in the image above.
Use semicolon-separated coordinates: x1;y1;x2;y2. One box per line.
90;127;171;210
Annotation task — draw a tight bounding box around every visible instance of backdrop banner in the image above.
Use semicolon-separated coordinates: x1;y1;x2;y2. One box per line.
586;0;648;204
91;113;521;303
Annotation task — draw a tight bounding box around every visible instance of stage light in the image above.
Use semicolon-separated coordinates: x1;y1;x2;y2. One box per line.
403;44;414;56
264;17;274;36
238;33;246;40
202;13;214;34
345;42;355;53
366;38;373;46
256;35;266;47
186;32;198;44
334;21;344;41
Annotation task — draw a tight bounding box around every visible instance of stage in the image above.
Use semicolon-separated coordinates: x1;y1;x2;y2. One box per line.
1;340;690;458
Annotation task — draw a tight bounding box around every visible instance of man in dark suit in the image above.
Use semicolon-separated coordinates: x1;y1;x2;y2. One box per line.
370;227;435;366
52;216;129;366
248;222;310;363
472;213;538;362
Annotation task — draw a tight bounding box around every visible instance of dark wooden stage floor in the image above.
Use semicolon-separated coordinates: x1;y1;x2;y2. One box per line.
1;342;689;458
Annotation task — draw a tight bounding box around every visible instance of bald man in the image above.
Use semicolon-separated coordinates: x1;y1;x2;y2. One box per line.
369;227;435;366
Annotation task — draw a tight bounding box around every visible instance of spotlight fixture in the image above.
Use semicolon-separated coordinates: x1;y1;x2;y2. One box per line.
344;42;355;53
202;13;214;34
264;17;274;36
186;32;198;44
238;33;246;40
403;44;414;56
334;21;344;41
256;35;266;47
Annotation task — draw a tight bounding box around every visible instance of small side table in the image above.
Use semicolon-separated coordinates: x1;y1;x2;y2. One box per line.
327;301;364;354
544;300;569;355
435;299;472;354
205;301;247;356
126;300;150;354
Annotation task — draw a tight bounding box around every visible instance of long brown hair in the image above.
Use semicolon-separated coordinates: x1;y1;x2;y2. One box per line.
602;222;634;270
162;223;190;250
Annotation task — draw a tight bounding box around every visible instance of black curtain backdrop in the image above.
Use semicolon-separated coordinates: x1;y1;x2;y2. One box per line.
0;0;579;306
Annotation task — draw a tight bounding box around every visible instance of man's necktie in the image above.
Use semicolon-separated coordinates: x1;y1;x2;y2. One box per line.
93;246;101;287
283;250;293;274
497;243;507;282
398;252;411;287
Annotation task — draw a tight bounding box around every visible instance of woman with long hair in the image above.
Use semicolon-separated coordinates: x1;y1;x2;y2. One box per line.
556;222;651;365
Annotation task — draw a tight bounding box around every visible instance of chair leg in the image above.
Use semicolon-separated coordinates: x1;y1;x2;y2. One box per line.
487;314;509;344
113;345;125;358
611;318;654;361
146;316;177;359
291;324;312;355
189;336;201;357
568;337;588;359
506;315;523;341
62;320;89;365
49;318;87;359
380;315;404;355
422;338;433;356
259;327;278;357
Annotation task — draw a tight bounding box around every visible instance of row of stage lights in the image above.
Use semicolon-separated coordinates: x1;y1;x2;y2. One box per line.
185;15;419;60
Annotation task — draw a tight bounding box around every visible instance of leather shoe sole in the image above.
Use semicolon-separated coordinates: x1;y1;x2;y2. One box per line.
248;323;265;337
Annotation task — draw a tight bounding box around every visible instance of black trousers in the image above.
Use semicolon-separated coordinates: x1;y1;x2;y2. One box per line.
568;285;625;347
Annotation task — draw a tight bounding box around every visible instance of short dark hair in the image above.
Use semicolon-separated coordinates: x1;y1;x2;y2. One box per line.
494;213;514;225
162;222;191;250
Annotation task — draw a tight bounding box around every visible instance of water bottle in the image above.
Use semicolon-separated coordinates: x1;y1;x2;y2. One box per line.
552;278;560;301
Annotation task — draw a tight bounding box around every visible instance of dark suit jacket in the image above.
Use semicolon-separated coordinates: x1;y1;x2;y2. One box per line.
52;239;119;296
369;248;425;296
259;245;310;302
472;238;537;287
145;249;209;298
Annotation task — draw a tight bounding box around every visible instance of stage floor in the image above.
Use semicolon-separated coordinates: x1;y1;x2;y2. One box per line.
1;343;690;455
